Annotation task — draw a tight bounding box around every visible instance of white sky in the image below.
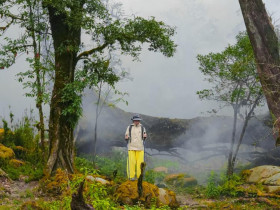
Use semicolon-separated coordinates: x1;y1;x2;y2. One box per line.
0;0;280;120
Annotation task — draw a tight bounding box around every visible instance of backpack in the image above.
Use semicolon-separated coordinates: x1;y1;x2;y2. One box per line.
129;124;145;142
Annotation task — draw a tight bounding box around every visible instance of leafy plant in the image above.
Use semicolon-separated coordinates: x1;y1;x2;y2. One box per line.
205;171;220;198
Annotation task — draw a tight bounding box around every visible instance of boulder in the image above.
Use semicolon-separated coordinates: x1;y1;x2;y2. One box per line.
244;165;280;194
164;173;197;187
0;144;15;160
115;180;179;208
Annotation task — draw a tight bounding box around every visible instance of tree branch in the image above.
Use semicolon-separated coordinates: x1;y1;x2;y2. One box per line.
76;42;111;61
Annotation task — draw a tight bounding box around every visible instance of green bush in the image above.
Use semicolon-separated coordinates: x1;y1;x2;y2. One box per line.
79;152;127;179
205;171;220;198
218;173;245;197
144;170;166;184
3;162;43;181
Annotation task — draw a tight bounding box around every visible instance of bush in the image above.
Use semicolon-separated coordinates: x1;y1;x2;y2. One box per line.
205;171;220;198
144;170;165;184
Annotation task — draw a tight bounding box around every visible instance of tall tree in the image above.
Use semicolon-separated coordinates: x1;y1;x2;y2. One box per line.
43;0;176;175
238;0;280;143
0;0;51;153
197;32;264;177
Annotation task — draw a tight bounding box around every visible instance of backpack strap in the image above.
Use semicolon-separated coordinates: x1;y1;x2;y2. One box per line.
129;124;133;142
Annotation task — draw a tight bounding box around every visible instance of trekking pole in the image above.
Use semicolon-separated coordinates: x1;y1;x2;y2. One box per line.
126;136;130;180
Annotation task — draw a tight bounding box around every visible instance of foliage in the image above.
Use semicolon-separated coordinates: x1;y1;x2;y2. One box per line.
149;157;180;171
144;170;165;184
80;152;127;179
205;171;220;198
2;161;43;181
74;157;98;175
197;31;263;108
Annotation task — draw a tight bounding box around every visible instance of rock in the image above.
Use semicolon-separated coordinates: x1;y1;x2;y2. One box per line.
9;159;25;167
158;188;177;206
0;144;15;160
115;180;179;208
164;173;197;187
244;165;280;194
246;165;280;183
86;175;110;185
153;167;168;173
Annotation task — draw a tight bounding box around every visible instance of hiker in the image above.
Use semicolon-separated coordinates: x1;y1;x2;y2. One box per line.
125;114;147;180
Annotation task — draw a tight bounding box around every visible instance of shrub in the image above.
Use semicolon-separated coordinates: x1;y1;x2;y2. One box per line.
144;170;165;184
205;171;220;198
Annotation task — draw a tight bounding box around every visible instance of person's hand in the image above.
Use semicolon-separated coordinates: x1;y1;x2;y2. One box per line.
125;135;129;140
143;133;147;139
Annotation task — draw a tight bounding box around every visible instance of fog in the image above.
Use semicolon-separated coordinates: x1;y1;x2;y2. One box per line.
1;0;280;120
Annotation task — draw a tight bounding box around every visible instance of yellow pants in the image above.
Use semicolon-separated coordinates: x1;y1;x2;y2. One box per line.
127;150;144;179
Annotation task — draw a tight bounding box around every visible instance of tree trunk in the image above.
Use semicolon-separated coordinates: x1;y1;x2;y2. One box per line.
227;106;238;177
28;1;45;153
92;84;102;160
238;0;280;140
45;5;81;175
231;93;262;169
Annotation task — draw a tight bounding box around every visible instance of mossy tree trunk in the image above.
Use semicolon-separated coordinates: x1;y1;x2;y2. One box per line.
239;0;280;139
45;4;82;175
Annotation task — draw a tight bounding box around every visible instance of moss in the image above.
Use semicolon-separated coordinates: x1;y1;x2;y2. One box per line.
40;168;71;195
115;180;178;208
9;159;25;167
115;180;159;207
0;144;15;160
20;201;42;210
241;169;252;181
0;128;4;141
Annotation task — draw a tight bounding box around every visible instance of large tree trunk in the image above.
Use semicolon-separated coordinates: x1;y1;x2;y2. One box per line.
45;5;81;175
238;0;280;141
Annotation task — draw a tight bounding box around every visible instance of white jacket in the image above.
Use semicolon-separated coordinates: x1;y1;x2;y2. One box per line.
125;123;146;150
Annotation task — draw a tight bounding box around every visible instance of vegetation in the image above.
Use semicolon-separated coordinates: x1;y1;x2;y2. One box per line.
197;32;264;177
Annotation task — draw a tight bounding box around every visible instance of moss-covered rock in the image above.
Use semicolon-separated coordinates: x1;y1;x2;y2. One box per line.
115;180;178;208
0;144;15;160
21;201;42;210
164;173;197;187
9;159;25;167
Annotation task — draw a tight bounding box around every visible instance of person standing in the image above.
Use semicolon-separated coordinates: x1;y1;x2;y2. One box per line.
125;114;147;180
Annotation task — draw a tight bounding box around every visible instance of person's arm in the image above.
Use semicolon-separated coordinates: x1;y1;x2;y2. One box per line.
143;127;147;140
125;126;129;141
